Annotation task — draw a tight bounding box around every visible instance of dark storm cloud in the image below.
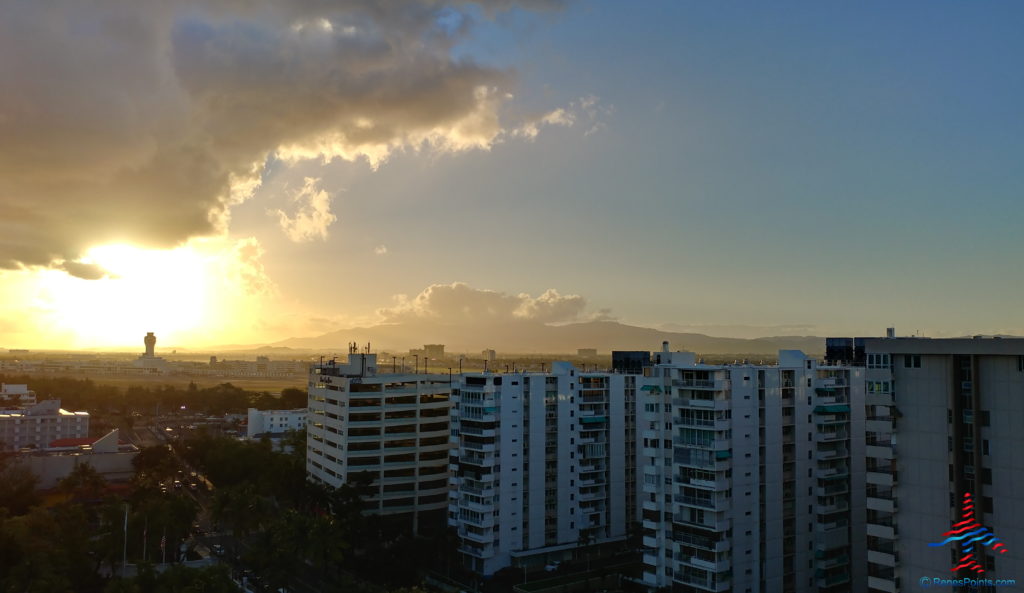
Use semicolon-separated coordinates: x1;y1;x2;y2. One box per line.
0;0;562;271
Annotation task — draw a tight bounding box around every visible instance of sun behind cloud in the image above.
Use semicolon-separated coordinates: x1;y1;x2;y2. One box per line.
1;238;282;349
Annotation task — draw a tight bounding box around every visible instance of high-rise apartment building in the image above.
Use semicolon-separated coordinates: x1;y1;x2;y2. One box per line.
830;336;1024;592
639;345;866;593
306;352;452;532
448;363;634;575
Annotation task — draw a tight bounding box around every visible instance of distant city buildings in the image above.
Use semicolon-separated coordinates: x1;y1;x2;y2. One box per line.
306;350;452;533
0;399;89;451
0;339;310;379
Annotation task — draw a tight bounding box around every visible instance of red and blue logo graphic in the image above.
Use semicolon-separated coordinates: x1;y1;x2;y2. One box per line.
928;492;1008;573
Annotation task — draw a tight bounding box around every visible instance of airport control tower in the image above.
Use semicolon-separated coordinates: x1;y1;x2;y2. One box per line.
144;332;156;357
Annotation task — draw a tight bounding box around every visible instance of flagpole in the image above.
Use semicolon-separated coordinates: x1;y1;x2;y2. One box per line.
161;526;167;565
122;503;129;577
142;516;148;562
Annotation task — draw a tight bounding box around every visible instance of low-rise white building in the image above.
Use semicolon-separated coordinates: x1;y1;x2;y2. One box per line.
23;428;138;488
0;399;89;451
246;407;307;439
0;383;37;408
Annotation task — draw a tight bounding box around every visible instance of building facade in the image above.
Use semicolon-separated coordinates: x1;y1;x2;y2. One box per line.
448;363;633;576
0;399;89;451
306;352;452;532
839;336;1024;593
639;345;866;593
0;383;37;409
246;407;307;439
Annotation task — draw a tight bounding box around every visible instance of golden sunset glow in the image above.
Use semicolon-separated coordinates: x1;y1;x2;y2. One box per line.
0;239;283;349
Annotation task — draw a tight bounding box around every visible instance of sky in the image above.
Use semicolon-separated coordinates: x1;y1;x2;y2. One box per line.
2;1;1023;349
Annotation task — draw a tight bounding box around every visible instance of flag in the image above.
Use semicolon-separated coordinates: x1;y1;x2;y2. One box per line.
160;534;166;552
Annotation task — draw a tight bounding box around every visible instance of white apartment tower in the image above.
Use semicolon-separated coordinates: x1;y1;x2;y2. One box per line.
640;345;866;593
306;351;452;532
841;336;1024;592
449;363;633;576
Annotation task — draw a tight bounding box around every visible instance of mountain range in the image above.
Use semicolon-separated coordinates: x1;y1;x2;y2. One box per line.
262;320;827;356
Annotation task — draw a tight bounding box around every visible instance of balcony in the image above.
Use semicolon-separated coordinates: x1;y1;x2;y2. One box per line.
867;496;896;513
673;514;731;532
816;448;849;461
673;378;731;390
815;527;849;551
462;441;497;454
866;523;895;539
815;553;849;570
672;417;731;431
815;519;848;534
459;483;496;497
868;550;897;568
866;471;894;487
459;425;496;437
458;544;495;559
458;528;495;544
673;436;732;451
677;554;725;572
673;397;729;411
676;494;730;513
866;418;893;433
818;501;850;515
459;498;493;513
815;430;848;442
460;513;496;528
867;576;897;593
675;474;731;490
817;573;850;588
866;392;893;406
673;570;731;592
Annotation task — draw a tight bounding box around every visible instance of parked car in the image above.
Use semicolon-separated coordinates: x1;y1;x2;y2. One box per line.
544;561;562;572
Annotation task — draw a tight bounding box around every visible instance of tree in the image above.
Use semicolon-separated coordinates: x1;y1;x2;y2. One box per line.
280;387;308;408
0;504;101;593
132;445;181;484
58;461;108;503
0;457;39;515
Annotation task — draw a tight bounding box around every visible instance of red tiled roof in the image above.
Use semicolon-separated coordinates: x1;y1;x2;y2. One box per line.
48;437;98;447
